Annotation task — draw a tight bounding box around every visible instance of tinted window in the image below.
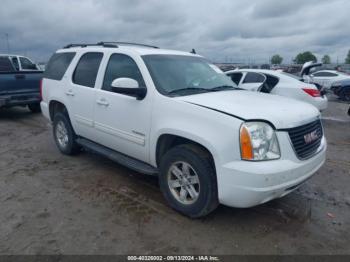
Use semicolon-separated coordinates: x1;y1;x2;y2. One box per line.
243;72;266;83
229;73;243;85
44;53;76;80
103;54;145;91
0;57;14;71
313;72;337;77
20;57;37;70
73;53;103;88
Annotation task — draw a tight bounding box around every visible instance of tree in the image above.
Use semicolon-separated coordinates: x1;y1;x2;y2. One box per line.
322;55;331;64
270;54;283;65
293;51;317;64
345;50;350;64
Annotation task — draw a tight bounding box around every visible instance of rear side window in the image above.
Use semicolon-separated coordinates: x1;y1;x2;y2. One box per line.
0;57;14;72
313;72;337;77
20;57;37;70
102;54;145;91
44;53;76;80
243;72;266;83
73;52;103;88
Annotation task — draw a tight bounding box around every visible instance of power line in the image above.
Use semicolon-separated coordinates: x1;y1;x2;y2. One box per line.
4;33;10;53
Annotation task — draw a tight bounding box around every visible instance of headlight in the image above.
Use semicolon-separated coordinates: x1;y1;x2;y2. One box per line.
240;122;280;161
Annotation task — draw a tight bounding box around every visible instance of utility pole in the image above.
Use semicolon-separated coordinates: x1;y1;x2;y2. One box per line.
5;33;10;53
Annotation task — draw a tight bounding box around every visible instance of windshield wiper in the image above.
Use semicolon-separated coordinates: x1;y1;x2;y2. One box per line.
168;87;211;95
210;85;241;91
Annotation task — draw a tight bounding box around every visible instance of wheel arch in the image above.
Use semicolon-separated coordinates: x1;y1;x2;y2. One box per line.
48;100;70;121
154;132;217;170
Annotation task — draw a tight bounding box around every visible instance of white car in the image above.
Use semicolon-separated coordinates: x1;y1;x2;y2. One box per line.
226;69;328;111
309;70;350;89
41;42;326;217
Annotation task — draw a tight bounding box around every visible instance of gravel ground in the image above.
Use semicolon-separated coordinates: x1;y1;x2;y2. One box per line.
0;99;349;255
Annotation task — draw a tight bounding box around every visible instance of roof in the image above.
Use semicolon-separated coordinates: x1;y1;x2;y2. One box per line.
315;70;338;73
225;68;283;77
0;54;22;57
56;44;199;57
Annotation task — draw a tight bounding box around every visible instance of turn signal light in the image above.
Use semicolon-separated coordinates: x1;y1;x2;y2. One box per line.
240;126;253;160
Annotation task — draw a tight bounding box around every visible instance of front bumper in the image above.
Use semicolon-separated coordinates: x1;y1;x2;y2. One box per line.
217;137;326;208
312;96;328;111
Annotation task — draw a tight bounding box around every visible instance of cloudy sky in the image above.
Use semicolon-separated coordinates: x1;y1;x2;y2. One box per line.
0;0;349;64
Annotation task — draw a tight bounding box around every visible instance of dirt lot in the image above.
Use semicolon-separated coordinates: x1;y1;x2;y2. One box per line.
0;98;349;255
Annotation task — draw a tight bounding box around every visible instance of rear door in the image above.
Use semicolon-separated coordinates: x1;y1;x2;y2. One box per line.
65;52;104;140
239;72;266;91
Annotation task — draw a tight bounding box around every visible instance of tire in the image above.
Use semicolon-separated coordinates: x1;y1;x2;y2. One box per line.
28;103;41;113
53;112;80;155
340;88;350;101
159;144;219;218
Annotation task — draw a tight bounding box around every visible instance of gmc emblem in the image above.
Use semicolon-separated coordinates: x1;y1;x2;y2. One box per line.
304;130;319;144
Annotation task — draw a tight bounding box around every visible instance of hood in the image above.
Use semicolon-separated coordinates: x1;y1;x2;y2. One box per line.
177;90;320;129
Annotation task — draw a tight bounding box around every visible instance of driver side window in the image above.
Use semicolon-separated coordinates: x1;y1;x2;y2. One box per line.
102;54;145;92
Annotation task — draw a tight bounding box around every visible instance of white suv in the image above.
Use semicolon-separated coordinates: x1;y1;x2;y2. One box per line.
41;42;326;217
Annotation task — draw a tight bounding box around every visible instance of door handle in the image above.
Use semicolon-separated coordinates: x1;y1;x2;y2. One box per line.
96;98;109;106
65;90;75;96
15;74;25;80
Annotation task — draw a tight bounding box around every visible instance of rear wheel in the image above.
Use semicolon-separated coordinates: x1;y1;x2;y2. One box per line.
159;144;218;218
340;88;350;101
28;103;41;113
53;112;80;155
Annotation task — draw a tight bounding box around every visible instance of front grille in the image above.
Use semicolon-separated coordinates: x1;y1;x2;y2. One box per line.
286;119;323;160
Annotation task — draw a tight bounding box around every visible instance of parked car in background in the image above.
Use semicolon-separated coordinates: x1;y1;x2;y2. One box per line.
41;42;326;217
331;79;350;101
0;54;43;112
225;69;328;111
310;70;350;90
301;62;350;90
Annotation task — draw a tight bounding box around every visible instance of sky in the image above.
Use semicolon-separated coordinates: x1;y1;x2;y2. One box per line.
0;0;349;64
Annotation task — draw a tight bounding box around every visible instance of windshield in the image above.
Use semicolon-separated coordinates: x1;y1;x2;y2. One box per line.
142;55;237;96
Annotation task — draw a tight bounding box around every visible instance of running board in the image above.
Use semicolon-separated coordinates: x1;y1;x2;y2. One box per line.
76;138;158;176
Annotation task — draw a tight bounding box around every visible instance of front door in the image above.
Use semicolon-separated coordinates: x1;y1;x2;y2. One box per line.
93;53;152;163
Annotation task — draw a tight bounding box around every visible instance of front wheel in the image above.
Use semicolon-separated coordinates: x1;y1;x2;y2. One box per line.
53;112;80;155
28;103;41;113
340;88;350;101
159;145;218;218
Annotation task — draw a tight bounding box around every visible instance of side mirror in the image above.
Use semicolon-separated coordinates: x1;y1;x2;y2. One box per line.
111;78;147;100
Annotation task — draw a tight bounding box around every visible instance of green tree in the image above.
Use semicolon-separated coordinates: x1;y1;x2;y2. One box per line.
322;55;331;64
270;54;283;65
345;50;350;64
293;51;317;64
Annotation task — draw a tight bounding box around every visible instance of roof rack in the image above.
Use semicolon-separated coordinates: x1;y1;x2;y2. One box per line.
97;42;159;49
63;42;159;49
63;43;118;49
